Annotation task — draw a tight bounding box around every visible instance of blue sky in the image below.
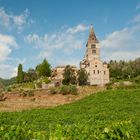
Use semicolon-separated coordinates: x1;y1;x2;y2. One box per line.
0;0;140;78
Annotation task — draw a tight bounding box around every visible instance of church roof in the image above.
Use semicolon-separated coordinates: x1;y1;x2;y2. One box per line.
87;25;99;44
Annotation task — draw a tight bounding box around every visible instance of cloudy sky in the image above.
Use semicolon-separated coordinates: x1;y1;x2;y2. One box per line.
0;0;140;79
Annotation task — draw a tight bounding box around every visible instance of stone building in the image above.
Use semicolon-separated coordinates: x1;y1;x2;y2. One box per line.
52;65;77;84
80;25;110;85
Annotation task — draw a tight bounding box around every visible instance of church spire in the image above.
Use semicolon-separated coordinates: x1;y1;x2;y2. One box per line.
87;24;99;44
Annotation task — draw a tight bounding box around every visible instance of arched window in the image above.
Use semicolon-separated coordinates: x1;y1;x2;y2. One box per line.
91;44;96;48
92;50;96;54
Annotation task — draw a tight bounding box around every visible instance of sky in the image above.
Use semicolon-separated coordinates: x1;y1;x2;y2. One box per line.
0;0;140;79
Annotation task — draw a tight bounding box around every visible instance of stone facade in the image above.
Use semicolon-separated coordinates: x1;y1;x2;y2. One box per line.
52;65;78;84
80;25;110;85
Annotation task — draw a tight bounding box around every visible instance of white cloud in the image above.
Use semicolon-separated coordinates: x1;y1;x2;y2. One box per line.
25;24;88;59
0;64;17;79
0;7;33;31
12;9;30;30
101;24;140;61
0;34;18;62
0;34;19;79
67;24;88;34
129;14;140;23
0;45;11;62
0;7;10;27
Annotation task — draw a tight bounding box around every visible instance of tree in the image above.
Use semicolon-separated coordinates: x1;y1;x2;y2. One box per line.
17;64;23;83
36;59;51;77
24;68;37;82
77;68;88;86
62;65;77;85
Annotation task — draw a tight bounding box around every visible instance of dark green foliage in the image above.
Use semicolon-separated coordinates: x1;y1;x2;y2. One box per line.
0;88;140;139
62;65;77;85
77;68;88;86
50;85;78;95
36;59;51;77
134;75;140;84
23;68;37;82
59;85;78;95
109;58;140;80
50;87;58;94
17;64;24;83
0;77;16;87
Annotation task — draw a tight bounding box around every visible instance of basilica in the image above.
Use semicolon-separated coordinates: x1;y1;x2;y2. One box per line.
80;25;110;85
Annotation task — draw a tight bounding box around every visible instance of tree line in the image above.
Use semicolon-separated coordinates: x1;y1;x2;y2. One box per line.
1;57;140;87
17;59;88;86
17;59;51;83
108;57;140;80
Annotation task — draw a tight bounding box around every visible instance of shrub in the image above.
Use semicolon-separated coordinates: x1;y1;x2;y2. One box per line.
35;81;42;88
50;87;58;94
59;85;78;95
134;76;140;84
43;77;51;84
0;94;5;101
20;90;34;97
69;85;78;95
60;85;69;95
106;82;113;90
5;86;12;92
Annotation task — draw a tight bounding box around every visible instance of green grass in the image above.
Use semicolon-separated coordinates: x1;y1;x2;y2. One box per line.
0;88;140;139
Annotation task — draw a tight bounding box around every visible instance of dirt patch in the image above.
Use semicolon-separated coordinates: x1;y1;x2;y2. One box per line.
0;86;105;112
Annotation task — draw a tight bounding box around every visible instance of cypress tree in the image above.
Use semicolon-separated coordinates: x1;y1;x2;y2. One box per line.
17;64;23;83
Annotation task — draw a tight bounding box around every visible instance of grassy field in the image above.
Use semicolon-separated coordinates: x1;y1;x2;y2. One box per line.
0;88;140;139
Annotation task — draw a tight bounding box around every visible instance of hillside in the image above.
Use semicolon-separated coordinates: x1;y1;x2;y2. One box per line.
0;88;140;139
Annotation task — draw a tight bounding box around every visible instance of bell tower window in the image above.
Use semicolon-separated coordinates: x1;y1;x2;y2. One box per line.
92;50;96;54
91;44;96;48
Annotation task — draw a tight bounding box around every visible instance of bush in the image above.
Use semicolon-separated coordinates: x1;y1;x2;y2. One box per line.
50;87;58;94
69;85;78;95
60;85;69;95
35;81;42;88
134;76;140;84
43;77;51;84
60;85;78;95
0;94;5;101
106;82;113;90
20;90;34;97
5;86;12;92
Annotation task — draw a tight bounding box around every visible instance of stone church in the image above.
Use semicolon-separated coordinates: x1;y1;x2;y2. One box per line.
80;25;110;85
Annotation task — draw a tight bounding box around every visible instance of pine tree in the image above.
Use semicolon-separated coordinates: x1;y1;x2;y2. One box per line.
36;59;51;77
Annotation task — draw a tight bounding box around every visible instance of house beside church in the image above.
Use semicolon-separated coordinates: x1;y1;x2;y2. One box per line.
80;25;110;85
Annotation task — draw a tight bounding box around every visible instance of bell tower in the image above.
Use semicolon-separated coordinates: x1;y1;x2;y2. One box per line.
85;25;100;61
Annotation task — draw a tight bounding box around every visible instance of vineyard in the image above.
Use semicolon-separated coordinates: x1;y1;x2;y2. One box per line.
0;88;140;139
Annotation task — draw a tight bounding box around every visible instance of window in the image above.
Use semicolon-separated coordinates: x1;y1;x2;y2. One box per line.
97;70;100;74
92;50;96;54
93;70;95;74
104;71;106;75
91;44;96;48
95;65;97;68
